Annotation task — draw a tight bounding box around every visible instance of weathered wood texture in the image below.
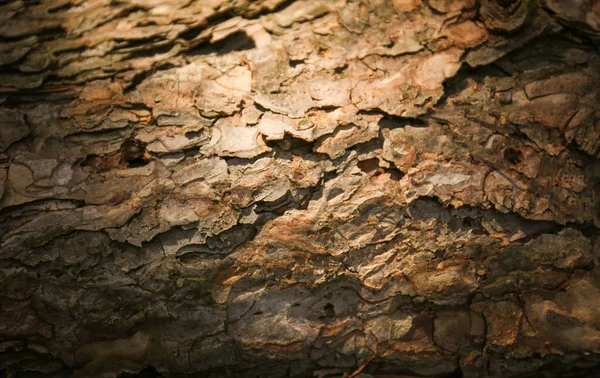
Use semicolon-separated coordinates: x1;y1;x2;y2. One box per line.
1;0;600;377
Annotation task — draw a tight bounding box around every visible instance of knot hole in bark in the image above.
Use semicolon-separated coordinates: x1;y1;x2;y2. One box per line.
323;303;336;318
503;147;523;165
120;136;150;168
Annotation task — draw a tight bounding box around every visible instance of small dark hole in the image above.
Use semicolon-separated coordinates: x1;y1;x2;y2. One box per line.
357;158;380;174
265;134;315;155
503;147;523;165
126;158;148;168
289;59;304;68
253;311;263;316
121;136;149;168
184;131;202;140
323;303;335;318
383;167;404;181
334;64;348;74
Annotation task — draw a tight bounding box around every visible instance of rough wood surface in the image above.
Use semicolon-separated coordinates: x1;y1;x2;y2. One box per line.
1;0;600;377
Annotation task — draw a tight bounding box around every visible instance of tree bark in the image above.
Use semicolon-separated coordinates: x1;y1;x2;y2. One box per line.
1;0;600;377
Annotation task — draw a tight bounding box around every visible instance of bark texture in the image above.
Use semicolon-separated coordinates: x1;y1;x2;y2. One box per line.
1;0;600;377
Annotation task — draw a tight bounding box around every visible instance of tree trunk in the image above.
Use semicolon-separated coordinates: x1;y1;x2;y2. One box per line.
1;0;600;377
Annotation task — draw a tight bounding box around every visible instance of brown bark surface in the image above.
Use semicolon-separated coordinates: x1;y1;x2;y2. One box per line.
1;0;600;377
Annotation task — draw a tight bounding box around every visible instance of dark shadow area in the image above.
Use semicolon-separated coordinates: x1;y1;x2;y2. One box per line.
186;31;256;56
378;115;427;130
265;134;318;157
118;366;163;378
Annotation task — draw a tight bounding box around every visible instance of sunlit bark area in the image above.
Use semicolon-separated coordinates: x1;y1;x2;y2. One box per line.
1;0;600;377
